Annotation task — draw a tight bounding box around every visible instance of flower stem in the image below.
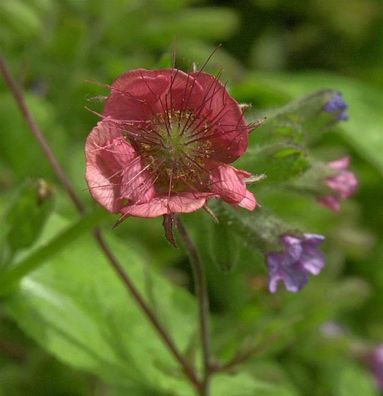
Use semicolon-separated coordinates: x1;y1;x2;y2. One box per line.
176;217;212;395
93;229;201;391
0;57;85;214
0;55;202;394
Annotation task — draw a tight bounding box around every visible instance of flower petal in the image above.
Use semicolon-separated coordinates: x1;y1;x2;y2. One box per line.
191;71;249;162
237;189;257;211
120;157;156;204
159;69;204;112
301;234;325;275
327;170;358;199
120;193;211;218
267;233;325;293
328;156;350;171
303;233;326;245
318;157;357;211
208;163;244;201
85;121;136;212
317;196;341;211
282;235;303;261
267;253;308;293
300;248;325;275
104;69;170;121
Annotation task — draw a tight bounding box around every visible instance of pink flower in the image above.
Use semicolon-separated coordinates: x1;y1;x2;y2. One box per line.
318;156;358;212
85;68;257;219
367;345;383;391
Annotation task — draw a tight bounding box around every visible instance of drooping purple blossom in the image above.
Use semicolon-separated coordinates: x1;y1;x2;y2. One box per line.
368;345;383;391
323;92;348;121
267;233;325;293
318;156;358;212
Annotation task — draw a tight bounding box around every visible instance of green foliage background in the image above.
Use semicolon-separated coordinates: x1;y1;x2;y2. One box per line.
0;0;382;395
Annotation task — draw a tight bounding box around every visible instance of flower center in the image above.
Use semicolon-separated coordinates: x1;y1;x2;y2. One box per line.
129;110;212;192
156;112;198;163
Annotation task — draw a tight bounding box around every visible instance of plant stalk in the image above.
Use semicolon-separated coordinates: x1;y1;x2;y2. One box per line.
176;217;212;395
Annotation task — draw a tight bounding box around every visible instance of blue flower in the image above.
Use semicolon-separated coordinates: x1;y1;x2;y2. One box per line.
267;233;325;293
323;92;348;121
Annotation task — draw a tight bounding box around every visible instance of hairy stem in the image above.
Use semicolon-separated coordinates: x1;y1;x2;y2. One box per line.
176;217;212;395
0;55;202;394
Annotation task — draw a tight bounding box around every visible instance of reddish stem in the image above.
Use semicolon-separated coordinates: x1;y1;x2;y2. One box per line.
176;217;212;395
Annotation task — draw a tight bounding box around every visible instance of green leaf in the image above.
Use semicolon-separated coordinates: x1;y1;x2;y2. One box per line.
3;213;197;395
335;364;379;396
2;180;54;261
0;207;108;294
211;371;299;396
244;72;383;173
1;210;302;395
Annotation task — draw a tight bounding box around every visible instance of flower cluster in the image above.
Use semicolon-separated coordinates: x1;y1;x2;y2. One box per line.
323;92;348;121
318;156;358;212
267;234;325;292
85;69;257;219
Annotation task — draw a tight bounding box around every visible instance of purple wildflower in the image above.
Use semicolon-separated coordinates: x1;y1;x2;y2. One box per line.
368;345;383;391
267;233;325;293
323;92;348;121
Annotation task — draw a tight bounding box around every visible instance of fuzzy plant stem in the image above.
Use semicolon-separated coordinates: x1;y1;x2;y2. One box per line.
176;217;212;396
0;55;204;395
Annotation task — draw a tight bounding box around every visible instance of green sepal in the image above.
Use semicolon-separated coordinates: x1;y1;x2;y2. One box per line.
237;143;309;184
209;202;303;257
247;89;346;147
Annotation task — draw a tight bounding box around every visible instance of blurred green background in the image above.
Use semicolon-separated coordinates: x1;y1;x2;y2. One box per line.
1;0;383;395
